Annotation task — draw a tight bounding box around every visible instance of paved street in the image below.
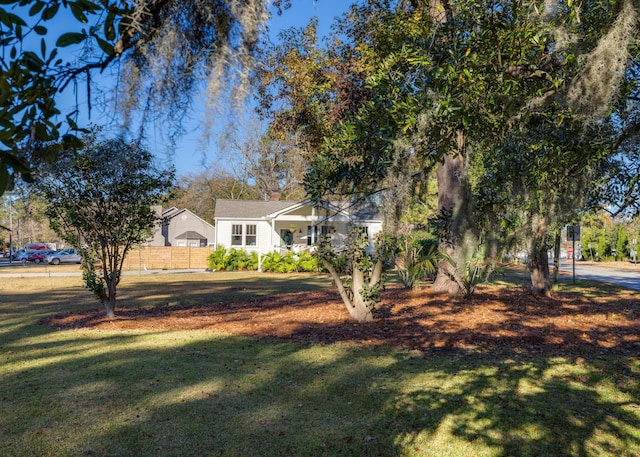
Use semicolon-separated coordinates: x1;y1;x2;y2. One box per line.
0;257;207;277
558;260;640;291
2;257;639;291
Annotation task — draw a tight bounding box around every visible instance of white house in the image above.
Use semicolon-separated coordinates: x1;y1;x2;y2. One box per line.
148;207;216;247
214;199;384;256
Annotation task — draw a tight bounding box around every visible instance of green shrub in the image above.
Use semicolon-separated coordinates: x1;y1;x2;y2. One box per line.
207;247;258;271
295;251;318;272
261;251;297;273
210;248;318;273
208;246;228;271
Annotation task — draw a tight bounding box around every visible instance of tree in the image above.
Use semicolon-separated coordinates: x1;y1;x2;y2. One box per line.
296;0;639;296
168;168;259;222
0;0;280;195
39;133;174;317
0;189;60;247
315;227;398;322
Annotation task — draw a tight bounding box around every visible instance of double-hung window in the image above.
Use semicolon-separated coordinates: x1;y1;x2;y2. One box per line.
231;224;243;246
245;224;257;246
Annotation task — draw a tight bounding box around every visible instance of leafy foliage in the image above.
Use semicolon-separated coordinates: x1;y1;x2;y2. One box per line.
207;248;318;273
0;0;269;195
264;0;639;295
38;131;174;316
208;247;258;272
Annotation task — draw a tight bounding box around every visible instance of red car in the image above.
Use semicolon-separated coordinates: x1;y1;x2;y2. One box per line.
27;250;55;264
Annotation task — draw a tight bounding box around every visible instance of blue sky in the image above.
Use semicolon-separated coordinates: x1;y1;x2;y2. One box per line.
44;1;354;177
167;0;354;177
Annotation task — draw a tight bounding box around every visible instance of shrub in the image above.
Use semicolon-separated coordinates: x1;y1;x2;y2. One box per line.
209;248;318;273
398;230;439;288
295;251;319;272
208;246;228;271
207;247;258;271
261;251;297;273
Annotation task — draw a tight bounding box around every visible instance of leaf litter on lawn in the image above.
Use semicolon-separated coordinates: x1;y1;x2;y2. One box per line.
42;285;639;356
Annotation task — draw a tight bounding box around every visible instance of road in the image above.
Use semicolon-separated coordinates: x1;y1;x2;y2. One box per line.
0;257;207;277
558;260;640;291
1;257;639;291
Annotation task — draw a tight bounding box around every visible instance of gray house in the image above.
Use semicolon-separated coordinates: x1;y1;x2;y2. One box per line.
148;207;216;247
214;199;383;255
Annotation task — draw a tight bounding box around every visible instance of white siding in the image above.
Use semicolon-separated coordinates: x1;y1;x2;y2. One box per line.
216;221;233;249
217;220;275;255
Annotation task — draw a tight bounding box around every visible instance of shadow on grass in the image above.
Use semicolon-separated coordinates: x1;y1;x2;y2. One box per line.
1;329;638;456
1;273;639;456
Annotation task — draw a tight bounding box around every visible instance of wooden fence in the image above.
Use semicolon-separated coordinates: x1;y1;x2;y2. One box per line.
121;246;214;270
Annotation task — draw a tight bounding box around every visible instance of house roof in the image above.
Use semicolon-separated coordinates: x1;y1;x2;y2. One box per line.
215;199;382;221
162;207;181;217
175;230;206;240
163;208;215;228
215;199;298;219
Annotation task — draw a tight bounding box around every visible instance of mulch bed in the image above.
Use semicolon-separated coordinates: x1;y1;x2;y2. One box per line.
42;285;640;356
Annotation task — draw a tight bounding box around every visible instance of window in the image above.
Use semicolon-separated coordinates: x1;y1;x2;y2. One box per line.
307;225;336;245
307;226;318;245
359;226;369;242
246;224;257;246
321;225;333;236
231;224;243;246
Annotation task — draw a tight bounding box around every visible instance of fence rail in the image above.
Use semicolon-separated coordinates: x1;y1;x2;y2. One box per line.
122;246;214;270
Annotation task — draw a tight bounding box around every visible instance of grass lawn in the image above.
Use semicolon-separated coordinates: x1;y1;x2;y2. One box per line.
0;272;638;456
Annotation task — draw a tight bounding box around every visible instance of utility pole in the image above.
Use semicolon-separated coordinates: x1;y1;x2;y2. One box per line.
8;198;12;265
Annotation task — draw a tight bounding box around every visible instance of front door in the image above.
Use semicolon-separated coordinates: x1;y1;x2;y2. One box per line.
280;229;293;250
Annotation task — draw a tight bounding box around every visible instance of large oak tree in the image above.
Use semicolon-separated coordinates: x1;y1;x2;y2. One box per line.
271;0;640;296
0;0;283;194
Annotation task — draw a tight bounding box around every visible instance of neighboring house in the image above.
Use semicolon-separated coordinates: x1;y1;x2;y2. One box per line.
148;207;216;247
214;198;384;256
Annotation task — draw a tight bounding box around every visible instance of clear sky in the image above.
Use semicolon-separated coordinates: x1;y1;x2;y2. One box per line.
167;0;354;177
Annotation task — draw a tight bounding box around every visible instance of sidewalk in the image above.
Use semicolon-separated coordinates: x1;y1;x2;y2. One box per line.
0;267;210;277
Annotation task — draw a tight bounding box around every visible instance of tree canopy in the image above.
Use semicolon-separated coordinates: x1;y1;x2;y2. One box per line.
0;0;276;194
258;0;640;296
39;131;174;317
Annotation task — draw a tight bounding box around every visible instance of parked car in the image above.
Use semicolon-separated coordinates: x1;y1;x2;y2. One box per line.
12;249;31;261
27;250;56;264
45;248;81;265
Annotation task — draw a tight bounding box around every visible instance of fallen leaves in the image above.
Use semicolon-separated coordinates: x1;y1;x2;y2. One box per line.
41;285;640;356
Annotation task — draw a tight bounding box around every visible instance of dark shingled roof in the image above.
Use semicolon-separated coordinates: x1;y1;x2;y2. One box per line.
215;199;299;219
175;231;206;240
214;199;382;221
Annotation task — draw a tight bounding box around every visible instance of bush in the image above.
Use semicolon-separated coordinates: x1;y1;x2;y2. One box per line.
261;251;297;273
208;246;228;271
207;247;258;271
209;248;318;273
398;230;438;288
295;251;319;272
260;250;319;273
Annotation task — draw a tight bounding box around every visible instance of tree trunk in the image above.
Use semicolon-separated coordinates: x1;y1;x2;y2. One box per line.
349;265;374;322
319;258;375;322
433;142;477;294
103;300;116;318
528;216;552;296
104;277;117;318
530;245;551;296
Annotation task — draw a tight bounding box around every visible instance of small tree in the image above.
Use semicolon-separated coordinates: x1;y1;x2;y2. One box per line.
39;134;174;317
315;228;398;322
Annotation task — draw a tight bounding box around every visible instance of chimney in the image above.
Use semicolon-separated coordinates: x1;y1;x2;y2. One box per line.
270;192;281;201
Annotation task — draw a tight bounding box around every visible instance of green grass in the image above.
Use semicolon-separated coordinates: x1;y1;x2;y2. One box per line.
0;273;638;456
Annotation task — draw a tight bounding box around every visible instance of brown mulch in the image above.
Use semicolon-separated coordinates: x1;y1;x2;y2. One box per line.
43;285;640;356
